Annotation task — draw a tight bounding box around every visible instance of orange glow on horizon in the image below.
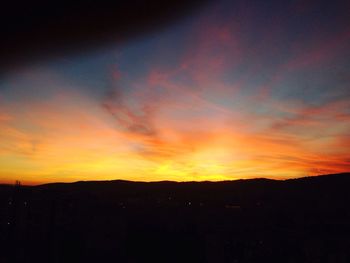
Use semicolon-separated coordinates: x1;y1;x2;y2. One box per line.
1;84;349;185
1;4;350;184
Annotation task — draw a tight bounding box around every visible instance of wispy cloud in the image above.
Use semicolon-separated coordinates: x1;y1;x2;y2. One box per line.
1;0;349;183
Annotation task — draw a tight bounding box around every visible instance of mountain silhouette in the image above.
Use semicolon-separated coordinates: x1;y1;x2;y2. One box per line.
0;173;349;262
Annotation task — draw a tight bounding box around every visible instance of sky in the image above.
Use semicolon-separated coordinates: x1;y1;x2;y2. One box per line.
0;0;350;184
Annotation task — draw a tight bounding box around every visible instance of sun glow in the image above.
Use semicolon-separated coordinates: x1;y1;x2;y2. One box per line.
1;0;350;184
0;86;349;185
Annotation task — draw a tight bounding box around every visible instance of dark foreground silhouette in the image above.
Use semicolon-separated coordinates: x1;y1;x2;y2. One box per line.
0;173;349;263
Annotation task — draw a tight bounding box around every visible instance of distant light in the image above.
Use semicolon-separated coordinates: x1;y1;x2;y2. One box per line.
188;202;191;206
7;222;10;225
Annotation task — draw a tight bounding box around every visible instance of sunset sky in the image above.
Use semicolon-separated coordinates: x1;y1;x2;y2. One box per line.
1;0;350;184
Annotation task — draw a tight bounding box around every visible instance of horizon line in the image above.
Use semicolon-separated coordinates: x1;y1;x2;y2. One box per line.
1;172;349;187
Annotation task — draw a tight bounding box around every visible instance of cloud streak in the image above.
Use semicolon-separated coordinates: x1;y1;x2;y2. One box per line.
0;0;349;183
